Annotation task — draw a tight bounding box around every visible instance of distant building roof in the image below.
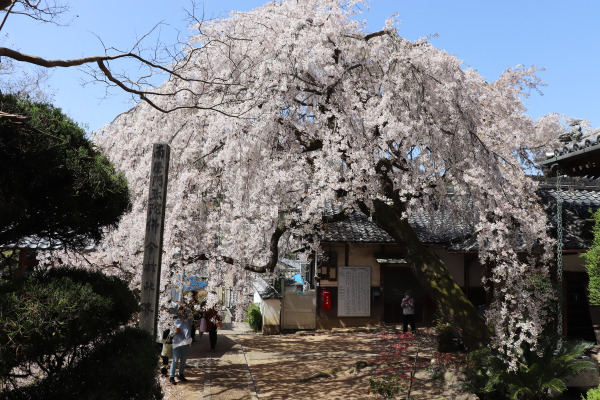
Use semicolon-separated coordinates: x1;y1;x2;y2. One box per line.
539;128;600;178
0;236;96;251
252;278;282;300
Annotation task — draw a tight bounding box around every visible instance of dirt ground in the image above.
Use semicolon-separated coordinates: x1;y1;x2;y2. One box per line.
161;324;471;400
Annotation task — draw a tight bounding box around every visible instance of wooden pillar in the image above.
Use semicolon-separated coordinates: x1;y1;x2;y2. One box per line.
344;242;350;266
139;143;170;338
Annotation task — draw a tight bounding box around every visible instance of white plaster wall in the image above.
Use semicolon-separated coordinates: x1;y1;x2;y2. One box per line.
260;298;281;327
320;243;469;287
253;291;262;304
347;244;380;286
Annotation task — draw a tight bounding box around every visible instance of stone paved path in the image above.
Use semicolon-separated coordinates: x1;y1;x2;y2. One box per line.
164;323;258;400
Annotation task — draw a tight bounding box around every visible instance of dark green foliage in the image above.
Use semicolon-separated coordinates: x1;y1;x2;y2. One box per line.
0;267;139;384
35;266;139;324
462;347;509;400
582;209;600;305
0;251;18;281
0;93;131;248
463;335;596;400
435;313;465;353
0;327;162;400
247;303;262;332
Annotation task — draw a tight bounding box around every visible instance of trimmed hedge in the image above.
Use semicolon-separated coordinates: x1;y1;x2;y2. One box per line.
0;266;160;399
0;328;161;400
247;304;262;333
0;266;139;379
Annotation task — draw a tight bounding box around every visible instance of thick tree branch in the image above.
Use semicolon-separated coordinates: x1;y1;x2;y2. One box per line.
364;30;388;41
0;47;246;116
0;47;133;68
356;198;490;348
174;225;287;274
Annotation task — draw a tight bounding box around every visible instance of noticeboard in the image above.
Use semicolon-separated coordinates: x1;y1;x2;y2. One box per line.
337;266;371;317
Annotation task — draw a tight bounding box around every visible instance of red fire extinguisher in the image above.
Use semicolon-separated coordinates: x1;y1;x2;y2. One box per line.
322;291;331;311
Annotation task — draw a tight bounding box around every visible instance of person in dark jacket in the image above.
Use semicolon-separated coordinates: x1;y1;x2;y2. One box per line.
203;306;222;351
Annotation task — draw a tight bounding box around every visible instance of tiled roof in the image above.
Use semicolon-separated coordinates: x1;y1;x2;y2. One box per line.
322;211;394;243
539;129;600;178
539;187;600;250
252;278;282;300
321;202;469;244
322;177;600;251
0;236;96;251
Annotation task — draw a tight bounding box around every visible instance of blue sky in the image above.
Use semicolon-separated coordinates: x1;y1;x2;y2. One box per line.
7;0;600;132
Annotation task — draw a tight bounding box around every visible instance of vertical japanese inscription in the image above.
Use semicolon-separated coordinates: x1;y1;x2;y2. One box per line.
140;143;170;338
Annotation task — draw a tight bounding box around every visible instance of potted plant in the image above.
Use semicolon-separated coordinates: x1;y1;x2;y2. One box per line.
582;208;600;343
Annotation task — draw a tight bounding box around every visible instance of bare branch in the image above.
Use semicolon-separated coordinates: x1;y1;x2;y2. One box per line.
0;0;16;32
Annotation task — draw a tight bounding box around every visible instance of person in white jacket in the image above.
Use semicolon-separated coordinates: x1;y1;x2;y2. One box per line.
401;290;416;333
169;304;193;385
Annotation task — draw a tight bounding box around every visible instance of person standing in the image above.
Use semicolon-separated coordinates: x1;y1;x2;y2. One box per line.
160;321;174;377
401;290;416;333
204;306;222;352
169;305;193;385
189;291;202;342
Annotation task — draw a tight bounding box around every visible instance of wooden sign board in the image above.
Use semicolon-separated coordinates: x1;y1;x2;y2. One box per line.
337;266;371;317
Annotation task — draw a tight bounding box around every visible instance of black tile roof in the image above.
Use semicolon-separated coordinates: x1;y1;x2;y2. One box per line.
322;177;600;252
321;202;469;245
539;187;600;250
539;128;600;178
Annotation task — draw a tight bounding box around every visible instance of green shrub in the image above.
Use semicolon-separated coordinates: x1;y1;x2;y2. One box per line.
0;93;131;249
462;335;595;400
462;347;508;400
583;385;600;400
582;209;600;305
0;266;139;386
0;327;161;400
247;304;262;332
36;266;139;324
435;315;465;353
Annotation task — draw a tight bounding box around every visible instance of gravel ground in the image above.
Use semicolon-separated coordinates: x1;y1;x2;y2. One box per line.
161;323;473;400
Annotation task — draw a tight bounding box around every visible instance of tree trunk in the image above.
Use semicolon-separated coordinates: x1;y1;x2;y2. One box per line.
370;199;491;349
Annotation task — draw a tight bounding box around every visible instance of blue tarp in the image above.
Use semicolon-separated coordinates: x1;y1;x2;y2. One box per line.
183;275;207;291
171;275;207;301
292;273;303;283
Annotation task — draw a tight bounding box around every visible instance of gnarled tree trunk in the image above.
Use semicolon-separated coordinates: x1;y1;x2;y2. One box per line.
369;199;491;349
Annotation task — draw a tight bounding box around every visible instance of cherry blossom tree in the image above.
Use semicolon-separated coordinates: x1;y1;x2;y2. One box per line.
51;0;563;363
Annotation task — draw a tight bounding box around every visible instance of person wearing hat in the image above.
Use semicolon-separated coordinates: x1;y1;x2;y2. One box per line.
401;290;416;333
